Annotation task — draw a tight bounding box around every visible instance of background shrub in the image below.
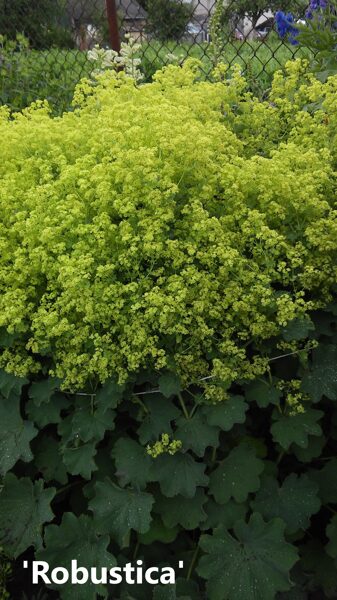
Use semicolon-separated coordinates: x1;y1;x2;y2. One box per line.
0;0;73;49
145;0;193;41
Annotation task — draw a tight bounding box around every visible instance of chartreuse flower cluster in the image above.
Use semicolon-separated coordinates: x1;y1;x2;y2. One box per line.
146;434;182;458
0;59;336;389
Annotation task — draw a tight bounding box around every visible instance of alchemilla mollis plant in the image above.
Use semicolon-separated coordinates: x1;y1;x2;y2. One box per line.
0;59;336;599
0;59;336;391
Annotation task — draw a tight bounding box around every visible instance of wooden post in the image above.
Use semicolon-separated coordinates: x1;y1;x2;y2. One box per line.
106;0;121;52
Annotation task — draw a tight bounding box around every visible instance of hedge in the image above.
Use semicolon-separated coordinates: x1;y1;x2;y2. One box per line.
0;59;336;599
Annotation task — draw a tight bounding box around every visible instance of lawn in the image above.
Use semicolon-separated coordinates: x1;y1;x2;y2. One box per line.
0;35;312;113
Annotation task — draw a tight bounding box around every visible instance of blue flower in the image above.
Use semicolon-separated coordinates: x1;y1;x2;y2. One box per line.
306;2;328;21
310;0;328;8
275;11;299;43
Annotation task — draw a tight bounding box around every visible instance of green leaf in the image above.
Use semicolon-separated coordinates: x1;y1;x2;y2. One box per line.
197;513;298;600
0;369;28;399
326;515;337;560
291;435;326;463
273;586;306;600
175;578;200;599
26;392;69;428
0;395;37;476
72;399;115;443
152;585;176;600
137;397;180;444
152;584;178;600
89;478;154;545
0;474;55;558
309;459;337;504
251;474;321;534
57;413;74;445
34;435;68;485
282;317;314;342
155;489;207;530
204;395;249;430
0;328;20;348
152;452;208;498
175;412;219;457
301;345;337;402
62;441;97;479
245;380;281;408
301;541;337;599
28;377;61;406
271;408;323;450
209;443;264;504
158;373;181;398
112;437;154;489
200;499;248;531
138;516;178;545
37;513;115;600
95;378;125;410
241;436;268;459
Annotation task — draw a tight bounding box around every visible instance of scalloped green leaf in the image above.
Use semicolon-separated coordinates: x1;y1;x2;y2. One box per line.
0;474;55;558
309;459;337;504
152;452;208;498
204;395;249;430
197;513;298;600
0;395;37;476
301;345;337;402
175;412;219;457
62;441;97;479
152;584;176;600
0;370;28;399
155;489;207;530
245;380;281;408
71;399;116;443
271;408;323;450
26;392;69;428
95;378;125;410
282;317;314;342
251;474;321;534
28;377;61;406
326;515;337;560
209;443;264;504
200;498;248;531
301;541;337;599
138;516;178;545
89;478;154;545
137;397;180;444
291;435;326;463
158;373;181;398
34;435;68;485
37;513;115;600
112;437;154;489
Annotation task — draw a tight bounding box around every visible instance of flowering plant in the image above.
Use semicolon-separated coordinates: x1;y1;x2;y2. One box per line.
88;34;143;82
275;11;300;45
1;60;337;600
276;1;337;79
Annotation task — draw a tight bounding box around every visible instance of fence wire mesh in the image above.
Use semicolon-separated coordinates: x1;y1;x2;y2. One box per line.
0;0;311;112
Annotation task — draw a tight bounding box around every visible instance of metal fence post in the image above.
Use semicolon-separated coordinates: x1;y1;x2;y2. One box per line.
106;0;121;53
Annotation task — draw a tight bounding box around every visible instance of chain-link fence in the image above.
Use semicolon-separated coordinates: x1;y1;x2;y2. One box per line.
0;0;311;112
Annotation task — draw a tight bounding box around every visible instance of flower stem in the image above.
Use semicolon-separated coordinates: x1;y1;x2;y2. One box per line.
178;392;189;419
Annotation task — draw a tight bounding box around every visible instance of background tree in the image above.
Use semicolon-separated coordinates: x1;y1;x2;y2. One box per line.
0;0;73;48
146;0;193;41
222;0;308;31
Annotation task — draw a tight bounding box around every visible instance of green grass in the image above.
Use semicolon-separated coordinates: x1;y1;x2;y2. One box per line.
140;34;313;93
0;35;313;113
0;48;91;113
